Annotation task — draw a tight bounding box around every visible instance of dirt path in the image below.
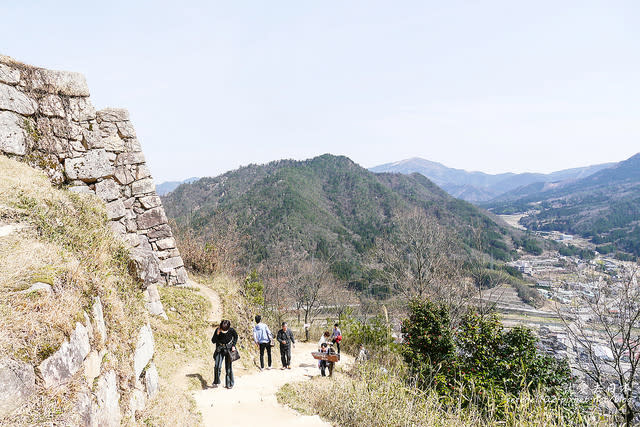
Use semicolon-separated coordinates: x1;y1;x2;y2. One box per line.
193;341;342;427
178;280;350;426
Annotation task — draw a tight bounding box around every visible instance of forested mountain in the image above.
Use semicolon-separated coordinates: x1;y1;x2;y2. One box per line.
487;153;640;258
162;155;519;290
370;158;613;202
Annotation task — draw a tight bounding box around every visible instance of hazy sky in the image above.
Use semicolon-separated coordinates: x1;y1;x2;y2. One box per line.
2;1;638;182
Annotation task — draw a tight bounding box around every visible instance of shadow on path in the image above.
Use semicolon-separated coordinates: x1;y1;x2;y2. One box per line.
186;373;209;390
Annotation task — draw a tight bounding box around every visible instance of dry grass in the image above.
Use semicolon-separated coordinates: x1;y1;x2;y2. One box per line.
278;363;608;427
0;156;146;425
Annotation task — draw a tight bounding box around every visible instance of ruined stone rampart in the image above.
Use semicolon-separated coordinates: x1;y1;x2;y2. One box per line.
0;56;186;288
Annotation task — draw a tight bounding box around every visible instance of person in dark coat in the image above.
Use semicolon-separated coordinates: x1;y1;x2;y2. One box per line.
211;319;238;389
276;322;295;369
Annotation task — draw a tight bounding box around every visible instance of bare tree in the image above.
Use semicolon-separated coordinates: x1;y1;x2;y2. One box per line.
559;265;640;426
374;208;472;321
288;258;332;341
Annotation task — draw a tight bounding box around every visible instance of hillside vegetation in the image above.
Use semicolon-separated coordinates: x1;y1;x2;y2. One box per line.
163;155;519;294
487;153;640;258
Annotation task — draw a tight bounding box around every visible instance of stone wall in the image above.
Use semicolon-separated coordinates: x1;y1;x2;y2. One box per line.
0;55;186;289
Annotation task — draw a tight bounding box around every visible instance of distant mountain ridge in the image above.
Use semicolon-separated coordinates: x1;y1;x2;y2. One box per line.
156;177;200;196
370;158;614;202
487;153;640;258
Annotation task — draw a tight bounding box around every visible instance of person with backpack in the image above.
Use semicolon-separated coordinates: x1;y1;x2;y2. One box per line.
276;322;295;369
331;323;342;354
253;315;273;370
211;319;238;389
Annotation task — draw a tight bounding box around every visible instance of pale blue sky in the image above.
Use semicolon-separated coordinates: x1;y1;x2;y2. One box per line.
1;1;638;182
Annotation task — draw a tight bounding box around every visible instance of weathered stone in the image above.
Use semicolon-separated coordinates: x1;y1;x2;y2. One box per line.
0;64;20;85
98;121;118;138
146;224;172;239
39;94;66;118
0;358;35;417
68;97;96;122
0;83;36;115
144;284;168;319
95;179;120;202
155;237;176;251
105;199;126;220
68;185;94;195
82;128;103;149
115;151;145;166
30;69;90;97
83;312;94;342
133;325;154;379
41;134;85;159
92;297;107;346
64;149;111;182
156;248;180;260
124;217;138;233
97;108;129;122
136;207;167;230
103;134;126;152
38;322;90;388
123;197;136;209
113;166;135;185
139;195;161;210
18;282;53;294
144;362;159;398
123;233;140;247
108;220;126;235
175;266;188;285
136;164;152;180
50;118;83;140
116;120;136;139
75;388;96;426
0;111;28;155
129;248;161;288
128;387;146;417
94;370;121;427
83;350;101;385
159;256;184;273
138;234;152;251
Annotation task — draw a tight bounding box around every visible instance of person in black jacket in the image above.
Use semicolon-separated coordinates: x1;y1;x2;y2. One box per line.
276;322;295;369
211;319;238;389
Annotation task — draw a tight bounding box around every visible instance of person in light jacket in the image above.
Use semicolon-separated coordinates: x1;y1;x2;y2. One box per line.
253;315;273;370
211;319;238;389
276;322;295;369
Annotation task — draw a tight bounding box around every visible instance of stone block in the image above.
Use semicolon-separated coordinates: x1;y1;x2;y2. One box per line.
0;63;20;85
0;83;36;115
68;97;96;122
115;151;145;166
144;284;168;319
64;149;112;182
136;207;167;230
133;325;154;379
136;164;151;180
175;266;188;285
83;350;101;385
128;248;161;288
123;197;136;209
105;200;126;220
38;322;90;388
0;111;28;156
94;371;121;427
113;166;135;185
155;237;176;251
31;68;90;97
116;120;136;139
92;297;107;346
97;108;129;122
68;185;94;195
103;134;126;153
139;195;161;209
38;94;66;118
108;220;126;235
159;256;184;273
144;362;159;398
146;224;172;239
128;387;146;418
82;128;103;149
95;179;120;202
0;358;35;417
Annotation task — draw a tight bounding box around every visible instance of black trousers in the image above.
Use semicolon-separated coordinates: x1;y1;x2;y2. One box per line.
213;351;234;387
280;345;291;367
259;342;272;368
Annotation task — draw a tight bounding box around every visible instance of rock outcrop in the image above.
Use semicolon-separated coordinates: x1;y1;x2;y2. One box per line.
0;359;36;417
0;55;186;288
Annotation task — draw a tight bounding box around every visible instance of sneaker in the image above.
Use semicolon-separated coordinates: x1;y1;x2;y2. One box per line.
211;383;219;388
281;367;286;370
287;366;292;369
267;366;272;370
